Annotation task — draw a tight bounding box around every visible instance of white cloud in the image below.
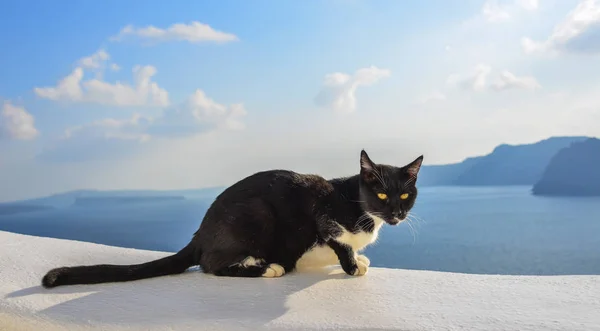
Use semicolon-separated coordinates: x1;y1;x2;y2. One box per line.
1;102;39;141
314;66;391;113
522;0;600;54
34;51;169;107
482;0;511;22
82;65;169;107
78;49;110;69
34;67;84;102
76;49;121;80
491;71;541;91
187;89;247;130
447;64;492;92
516;0;539;10
110;21;238;44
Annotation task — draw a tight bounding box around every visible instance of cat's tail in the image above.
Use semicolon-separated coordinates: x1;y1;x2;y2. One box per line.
41;241;199;288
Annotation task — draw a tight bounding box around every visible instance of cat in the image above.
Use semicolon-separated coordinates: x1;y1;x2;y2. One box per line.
41;150;423;288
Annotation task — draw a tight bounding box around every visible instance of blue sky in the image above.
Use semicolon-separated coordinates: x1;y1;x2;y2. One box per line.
1;0;599;201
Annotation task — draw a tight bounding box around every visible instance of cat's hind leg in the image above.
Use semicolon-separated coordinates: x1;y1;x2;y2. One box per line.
213;256;285;278
214;263;285;278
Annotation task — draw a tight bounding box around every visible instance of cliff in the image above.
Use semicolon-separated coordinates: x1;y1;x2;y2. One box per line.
420;136;588;186
532;138;600;196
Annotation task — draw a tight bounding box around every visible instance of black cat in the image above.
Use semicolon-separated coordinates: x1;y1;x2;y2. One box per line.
41;150;423;288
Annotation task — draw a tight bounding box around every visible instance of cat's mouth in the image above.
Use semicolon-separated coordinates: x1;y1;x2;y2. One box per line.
367;212;405;226
386;217;403;225
385;212;407;225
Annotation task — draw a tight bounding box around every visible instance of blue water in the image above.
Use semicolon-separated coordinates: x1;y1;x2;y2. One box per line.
1;186;599;275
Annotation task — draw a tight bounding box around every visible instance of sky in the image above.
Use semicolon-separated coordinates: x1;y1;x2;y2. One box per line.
1;0;599;201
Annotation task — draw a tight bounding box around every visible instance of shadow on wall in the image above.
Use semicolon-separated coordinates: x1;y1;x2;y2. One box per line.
6;267;350;329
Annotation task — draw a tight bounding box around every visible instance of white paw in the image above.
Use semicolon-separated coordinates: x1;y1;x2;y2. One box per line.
355;254;370;267
352;260;369;276
262;263;285;278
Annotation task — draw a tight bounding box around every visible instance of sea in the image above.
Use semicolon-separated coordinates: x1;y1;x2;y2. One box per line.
1;186;599;276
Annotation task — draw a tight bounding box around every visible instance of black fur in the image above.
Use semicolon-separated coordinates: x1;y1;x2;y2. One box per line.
41;150;423;288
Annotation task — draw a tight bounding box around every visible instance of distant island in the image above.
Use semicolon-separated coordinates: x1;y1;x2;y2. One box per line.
73;196;186;207
532;138;600;197
1;187;224;208
0;204;54;216
419;136;589;187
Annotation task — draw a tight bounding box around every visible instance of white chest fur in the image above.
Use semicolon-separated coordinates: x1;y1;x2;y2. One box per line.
295;214;384;270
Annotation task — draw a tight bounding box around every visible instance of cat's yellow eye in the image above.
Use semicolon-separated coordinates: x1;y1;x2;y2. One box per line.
400;193;409;200
377;193;388;200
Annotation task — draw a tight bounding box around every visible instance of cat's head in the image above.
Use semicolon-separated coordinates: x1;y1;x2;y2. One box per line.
358;150;423;226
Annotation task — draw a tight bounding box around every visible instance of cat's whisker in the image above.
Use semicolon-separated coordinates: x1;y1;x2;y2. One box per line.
408;218;420;244
358;223;372;232
406;215;423;230
408;212;427;225
357;213;372;222
413;216;426;227
355;213;375;231
405;218;417;244
356;219;371;230
355;213;377;232
410;217;420;235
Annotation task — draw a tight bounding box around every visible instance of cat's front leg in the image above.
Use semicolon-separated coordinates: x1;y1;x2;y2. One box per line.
327;240;368;276
355;254;370;267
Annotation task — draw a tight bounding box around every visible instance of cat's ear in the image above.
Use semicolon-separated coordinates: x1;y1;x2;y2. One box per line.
405;155;423;177
360;150;377;181
360;150;376;172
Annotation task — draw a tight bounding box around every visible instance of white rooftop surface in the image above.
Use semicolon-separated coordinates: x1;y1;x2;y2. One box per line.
1;230;599;331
